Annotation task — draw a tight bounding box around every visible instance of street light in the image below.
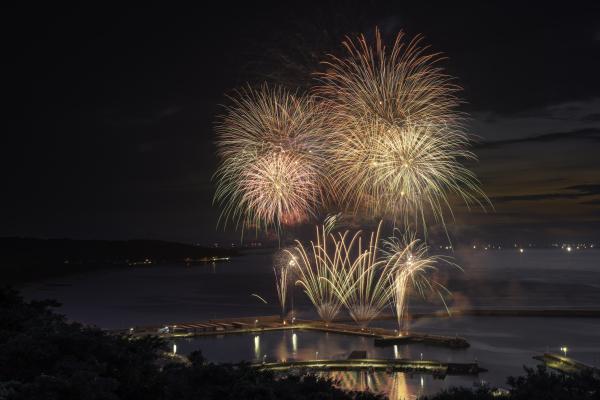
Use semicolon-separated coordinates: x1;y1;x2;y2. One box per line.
561;346;568;357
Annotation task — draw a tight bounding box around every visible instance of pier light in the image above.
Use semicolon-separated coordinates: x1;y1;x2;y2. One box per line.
420;376;424;388
561;346;568;356
394;345;399;359
420;352;423;360
172;343;177;355
315;351;319;359
519;248;524;253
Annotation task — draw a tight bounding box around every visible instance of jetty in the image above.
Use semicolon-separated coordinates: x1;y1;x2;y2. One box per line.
533;353;599;376
121;315;470;349
253;357;485;376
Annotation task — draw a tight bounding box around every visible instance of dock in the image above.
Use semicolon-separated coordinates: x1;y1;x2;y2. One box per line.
121;315;470;349
533;353;599;376
253;358;485;376
374;334;469;349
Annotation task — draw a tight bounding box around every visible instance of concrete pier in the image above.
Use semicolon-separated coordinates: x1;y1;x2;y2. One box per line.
533;353;599;376
121;315;471;349
253;358;485;376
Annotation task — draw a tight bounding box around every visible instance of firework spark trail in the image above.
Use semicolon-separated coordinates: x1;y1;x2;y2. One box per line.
327;222;396;328
273;250;294;317
315;28;488;231
214;84;329;234
250;293;268;304
287;225;351;323
316;29;461;127
287;221;460;329
382;232;459;332
290;222;397;327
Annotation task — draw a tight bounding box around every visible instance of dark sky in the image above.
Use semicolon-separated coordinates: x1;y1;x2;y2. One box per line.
2;2;600;245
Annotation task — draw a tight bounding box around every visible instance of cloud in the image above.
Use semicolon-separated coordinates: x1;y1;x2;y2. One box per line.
564;184;600;195
582;199;600;205
581;113;600;122
489;184;600;203
474;128;600;149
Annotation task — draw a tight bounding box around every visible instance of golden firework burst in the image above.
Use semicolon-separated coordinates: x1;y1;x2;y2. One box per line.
214;84;329;233
315;28;488;230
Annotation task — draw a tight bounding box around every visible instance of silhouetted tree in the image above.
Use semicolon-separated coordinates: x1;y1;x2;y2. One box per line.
0;288;383;400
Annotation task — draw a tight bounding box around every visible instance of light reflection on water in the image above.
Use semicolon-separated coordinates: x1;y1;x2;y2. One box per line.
174;316;600;397
323;371;424;400
175;329;480;397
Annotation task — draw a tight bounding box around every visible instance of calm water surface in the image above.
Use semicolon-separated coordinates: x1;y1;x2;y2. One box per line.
21;249;600;398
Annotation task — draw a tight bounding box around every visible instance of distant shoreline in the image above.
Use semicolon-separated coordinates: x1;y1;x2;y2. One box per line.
0;237;241;285
339;308;600;322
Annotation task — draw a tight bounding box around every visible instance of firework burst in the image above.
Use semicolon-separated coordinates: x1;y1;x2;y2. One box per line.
316;28;461;130
214;84;328;234
315;29;488;229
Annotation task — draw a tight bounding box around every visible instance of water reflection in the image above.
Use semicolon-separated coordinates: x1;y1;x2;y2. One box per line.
175;330;481;397
292;332;298;354
174;318;600;397
254;335;260;360
323;371;426;399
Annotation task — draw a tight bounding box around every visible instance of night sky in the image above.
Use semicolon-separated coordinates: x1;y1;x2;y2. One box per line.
3;2;600;245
